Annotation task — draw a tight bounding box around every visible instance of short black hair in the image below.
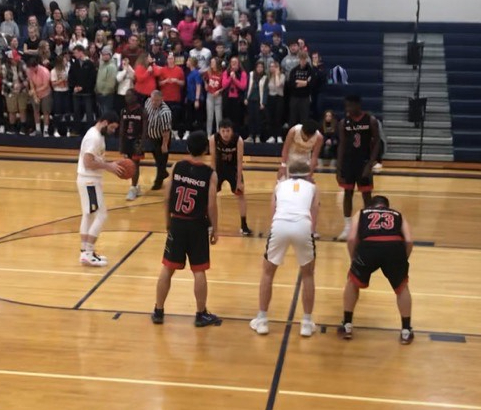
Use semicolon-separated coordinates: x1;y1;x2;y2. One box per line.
99;111;119;124
301;119;319;137
288;39;299;46
218;119;234;129
73;44;86;53
187;131;208;156
370;195;390;208
345;95;362;104
26;56;39;68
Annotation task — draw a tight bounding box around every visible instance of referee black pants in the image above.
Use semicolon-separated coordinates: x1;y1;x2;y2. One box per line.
151;138;170;184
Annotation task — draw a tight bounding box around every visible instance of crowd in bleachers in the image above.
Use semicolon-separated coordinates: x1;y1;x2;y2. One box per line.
0;0;339;160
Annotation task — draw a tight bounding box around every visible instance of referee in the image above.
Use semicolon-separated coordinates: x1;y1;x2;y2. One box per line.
145;90;172;190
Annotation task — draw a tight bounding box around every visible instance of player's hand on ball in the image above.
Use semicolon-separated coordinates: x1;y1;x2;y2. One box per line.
210;230;219;245
110;162;125;177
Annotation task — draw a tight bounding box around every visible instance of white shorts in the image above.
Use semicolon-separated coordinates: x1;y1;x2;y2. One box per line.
77;176;105;215
265;219;315;266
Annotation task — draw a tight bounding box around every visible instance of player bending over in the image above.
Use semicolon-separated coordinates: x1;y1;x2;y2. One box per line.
250;161;320;337
338;195;414;344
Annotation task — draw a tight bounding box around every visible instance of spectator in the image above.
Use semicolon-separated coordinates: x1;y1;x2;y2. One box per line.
212;11;228;43
158;18;172;46
95;10;116;38
178;9;198;49
222;56;246;133
24;15;40;40
166;27;180;50
8;37;24;60
264;0;287;24
145;89;172;190
260;11;282;44
244;61;267;143
50;54;70;137
96;45;117;116
121;34;143;66
42;8;70;39
189;35;212;73
21;0;47;24
246;0;263;31
217;0;239;27
271;31;288;62
150;38;167;66
126;0;149;26
235;38;253;72
37;40;52;68
133;52;161;103
94;29;107;52
236;11;250;31
70;3;95;41
257;42;275;69
174;0;194;22
298;38;308;53
149;0;174;25
196;6;214;37
2;50;29;135
128;19;141;38
116;57;135;112
213;41;230;69
281;39;300;78
205;56;223;136
310;51;327;117
0;10;20;38
159;52;185;139
172;40;188;69
87;41;101;68
288;51;312;126
49;21;69;59
68;44;96;135
319;109;338;166
184;56;204;139
88;0;119;22
144;19;157;49
69;25;89;51
194;0;217;19
24;26;41;57
27;57;52;137
202;28;216;53
265;60;285;143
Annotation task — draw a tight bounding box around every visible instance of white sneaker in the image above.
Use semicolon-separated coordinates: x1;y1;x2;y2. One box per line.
43;129;49;138
312;232;320;240
172;130;180;140
245;136;254;143
126;186;137;201
54;130;61;138
135;185;142;197
372;162;383;172
183;131;190;140
336;224;351;241
300;320;317;337
338;322;353;339
79;251;108;267
266;136;275;143
0;125;4;133
66;131;71;137
250;317;269;335
30;130;38;137
277;136;283;144
255;136;261;143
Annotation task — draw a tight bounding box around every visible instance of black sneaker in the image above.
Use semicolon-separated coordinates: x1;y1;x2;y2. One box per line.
400;328;414;345
195;310;222;327
337;322;353;340
240;227;253;236
151;181;163;190
151;307;164;324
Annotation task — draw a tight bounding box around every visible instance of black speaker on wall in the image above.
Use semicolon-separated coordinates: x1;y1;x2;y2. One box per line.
407;41;424;66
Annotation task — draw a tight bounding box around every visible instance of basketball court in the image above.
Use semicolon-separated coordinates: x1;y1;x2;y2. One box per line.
0;153;480;409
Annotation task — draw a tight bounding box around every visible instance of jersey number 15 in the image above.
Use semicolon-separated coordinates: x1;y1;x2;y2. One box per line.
175;187;198;214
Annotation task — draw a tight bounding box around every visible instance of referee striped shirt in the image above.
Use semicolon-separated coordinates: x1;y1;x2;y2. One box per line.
145;98;172;139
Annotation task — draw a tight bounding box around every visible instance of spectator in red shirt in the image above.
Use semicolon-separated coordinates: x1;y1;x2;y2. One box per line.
177;9;198;49
27;57;52;137
222;56;247;133
159;53;185;139
121;34;143;66
205;57;223;135
134;52;162;103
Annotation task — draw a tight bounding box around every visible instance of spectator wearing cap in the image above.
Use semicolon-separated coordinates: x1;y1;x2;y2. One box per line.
159;52;185;139
288;51;312;127
213;41;230;70
70;3;95;41
24;26;41;58
126;0;149;26
257;42;275;69
68;44;97;135
121;34;142;66
48;21;69;59
178;9;198;49
2;49;29;135
150;39;167;66
217;0;239;27
264;0;287;25
134;52;162;103
42;8;70;40
189;36;212;73
260;11;283;44
27;57;53;137
115;57;136;112
158;18;172;45
271;31;288;62
144;19;158;49
69;25;89;51
0;10;20;38
95;10;117;38
222;56;247;133
95;45;118;116
88;0;120;23
166;27;181;51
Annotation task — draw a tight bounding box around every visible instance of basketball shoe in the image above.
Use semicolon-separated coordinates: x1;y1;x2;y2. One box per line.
337;322;353;339
195;310;222;327
126;186;137;201
250;317;269;335
400;328;414;345
151;306;164;324
79;251;108;267
300;320;317;337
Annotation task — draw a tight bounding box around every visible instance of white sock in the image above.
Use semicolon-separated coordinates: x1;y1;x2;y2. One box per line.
81;241;87;251
85;243;94;252
344;217;352;227
303;313;312;322
257;311;267;319
35;123;41;132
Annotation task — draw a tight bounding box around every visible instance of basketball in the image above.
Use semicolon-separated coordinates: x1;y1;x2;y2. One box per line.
117;158;136;180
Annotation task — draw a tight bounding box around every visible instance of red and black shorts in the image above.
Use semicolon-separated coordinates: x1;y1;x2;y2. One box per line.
162;218;210;272
349;241;409;293
120;137;145;161
339;159;373;192
217;166;243;195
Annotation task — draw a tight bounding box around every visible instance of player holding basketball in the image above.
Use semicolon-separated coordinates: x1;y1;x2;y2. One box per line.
338;195;414;344
336;95;380;241
209;119;253;236
77;112;122;267
152;131;221;327
250;161;320;337
119;89;148;201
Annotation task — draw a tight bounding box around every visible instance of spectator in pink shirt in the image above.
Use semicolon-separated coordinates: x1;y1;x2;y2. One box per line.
222;56;247;133
27;57;52;137
177;9;198;49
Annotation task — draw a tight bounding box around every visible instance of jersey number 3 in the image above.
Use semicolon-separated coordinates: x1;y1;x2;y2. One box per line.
368;212;394;230
175;187;198;214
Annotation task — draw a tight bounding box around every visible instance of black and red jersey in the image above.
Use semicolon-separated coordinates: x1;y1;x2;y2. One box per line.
169;160;213;220
358;206;404;241
214;133;239;170
343;112;372;162
120;105;145;141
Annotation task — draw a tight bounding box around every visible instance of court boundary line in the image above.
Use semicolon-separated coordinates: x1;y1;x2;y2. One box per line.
73;232;153;309
265;273;302;410
0;369;480;409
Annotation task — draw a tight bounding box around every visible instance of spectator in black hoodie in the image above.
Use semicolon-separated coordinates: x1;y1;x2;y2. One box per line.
68;44;97;135
288;51;312;127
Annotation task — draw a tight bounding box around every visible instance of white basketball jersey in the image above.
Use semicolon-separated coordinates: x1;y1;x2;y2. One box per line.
77;126;105;178
288;124;320;165
273;178;316;222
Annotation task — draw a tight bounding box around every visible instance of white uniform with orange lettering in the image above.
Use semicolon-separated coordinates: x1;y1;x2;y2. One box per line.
265;178;316;266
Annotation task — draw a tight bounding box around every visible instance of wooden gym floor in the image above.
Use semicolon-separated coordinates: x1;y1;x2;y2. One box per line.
0;153;481;410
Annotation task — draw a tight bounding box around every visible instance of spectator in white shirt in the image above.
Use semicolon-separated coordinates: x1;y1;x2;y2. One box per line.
116;57;136;112
189;36;212;73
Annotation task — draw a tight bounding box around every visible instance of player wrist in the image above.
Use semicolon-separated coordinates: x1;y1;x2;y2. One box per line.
281;162;287;168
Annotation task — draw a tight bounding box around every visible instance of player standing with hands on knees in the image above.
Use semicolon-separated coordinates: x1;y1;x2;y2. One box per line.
338;195;414;344
336;95;380;241
77;112;122;267
152;131;222;327
209;119;253;236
